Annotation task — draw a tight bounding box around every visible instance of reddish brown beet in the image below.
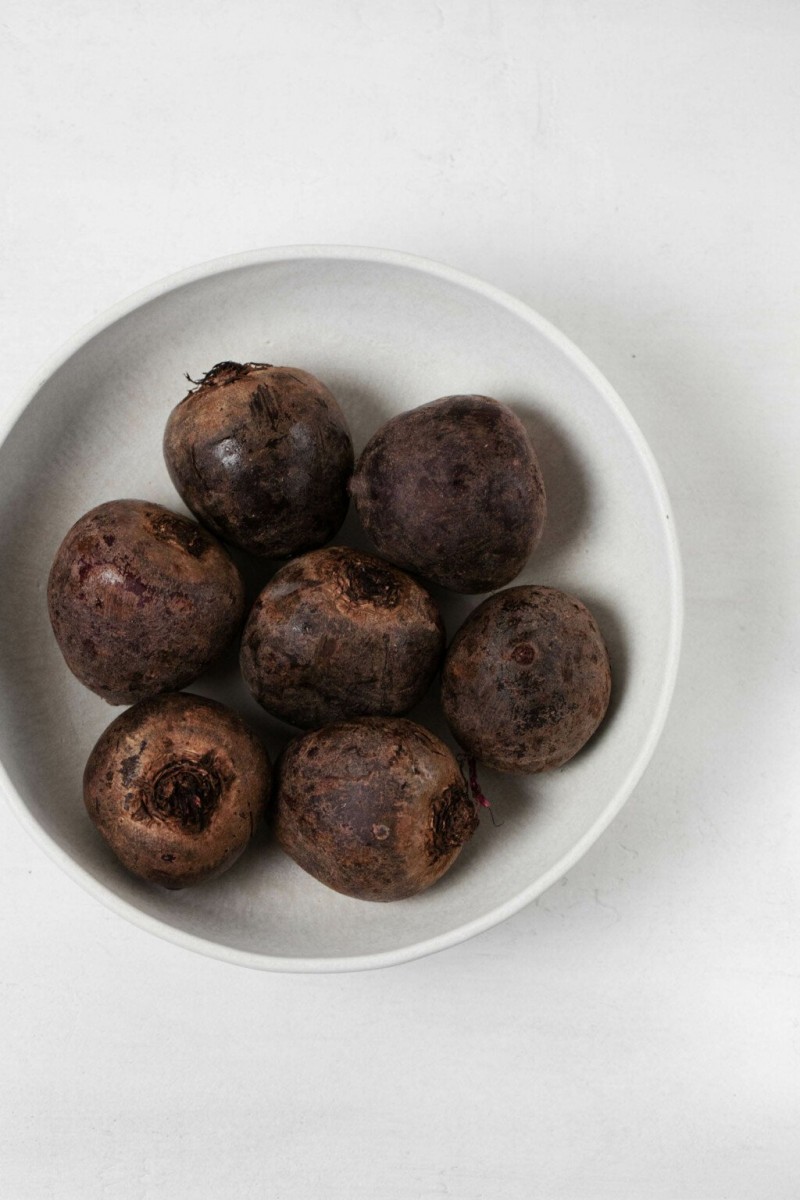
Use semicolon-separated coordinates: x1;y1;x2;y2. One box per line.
83;693;271;888
240;546;444;729
349;394;546;593
276;717;478;901
47;499;245;704
163;361;354;559
441;586;611;772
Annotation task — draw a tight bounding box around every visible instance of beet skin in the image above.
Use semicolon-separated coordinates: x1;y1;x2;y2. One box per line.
441;586;611;773
276;717;478;901
163;361;354;559
84;693;271;888
47;500;245;704
240;546;444;729
350;394;546;593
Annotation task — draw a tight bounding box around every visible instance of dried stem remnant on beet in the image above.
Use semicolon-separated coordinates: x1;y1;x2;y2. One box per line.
83;692;271;889
240;545;445;729
441;585;612;773
163;361;354;559
47;499;245;704
275;717;478;901
349;394;546;593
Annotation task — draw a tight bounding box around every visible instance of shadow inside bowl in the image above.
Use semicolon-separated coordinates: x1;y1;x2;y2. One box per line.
505;399;592;573
577;593;630;743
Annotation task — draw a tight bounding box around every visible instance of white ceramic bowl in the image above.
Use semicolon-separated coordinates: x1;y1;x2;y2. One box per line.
0;246;681;971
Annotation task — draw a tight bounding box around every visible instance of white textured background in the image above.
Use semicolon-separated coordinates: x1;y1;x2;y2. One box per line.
1;2;799;1197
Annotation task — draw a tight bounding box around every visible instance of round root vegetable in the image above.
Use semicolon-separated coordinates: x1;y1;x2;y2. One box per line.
47;500;245;704
163;361;354;559
83;692;271;888
441;586;611;773
276;717;478;901
240;546;444;728
349;394;546;593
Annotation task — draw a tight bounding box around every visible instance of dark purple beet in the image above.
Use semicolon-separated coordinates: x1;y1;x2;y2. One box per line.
47;499;245;704
163;361;354;558
349;394;546;593
275;717;478;901
441;586;611;772
240;546;444;728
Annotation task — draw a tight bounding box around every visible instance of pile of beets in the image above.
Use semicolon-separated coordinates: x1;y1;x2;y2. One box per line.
48;362;610;902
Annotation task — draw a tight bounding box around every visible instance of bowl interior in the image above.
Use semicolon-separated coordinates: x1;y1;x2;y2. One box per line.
0;250;679;968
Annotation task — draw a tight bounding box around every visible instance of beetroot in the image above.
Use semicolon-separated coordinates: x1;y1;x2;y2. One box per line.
441;586;611;772
240;546;444;728
275;717;478;901
83;693;271;888
350;394;546;592
47;500;245;704
163;361;353;558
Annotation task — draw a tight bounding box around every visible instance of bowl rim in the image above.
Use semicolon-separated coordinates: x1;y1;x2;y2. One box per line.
0;243;683;973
